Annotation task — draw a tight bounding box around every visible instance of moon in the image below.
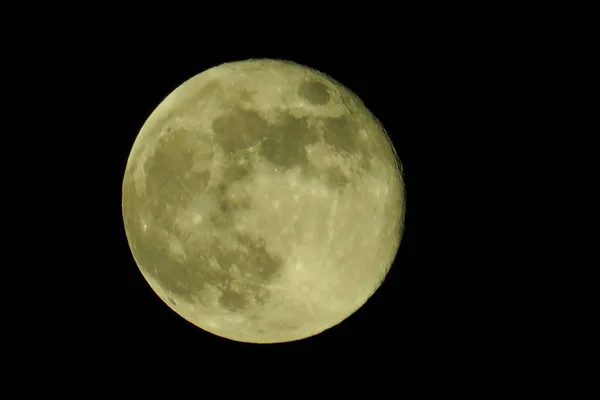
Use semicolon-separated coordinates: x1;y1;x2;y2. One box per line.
122;59;405;343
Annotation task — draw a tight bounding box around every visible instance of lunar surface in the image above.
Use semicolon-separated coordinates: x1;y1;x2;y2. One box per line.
122;59;405;343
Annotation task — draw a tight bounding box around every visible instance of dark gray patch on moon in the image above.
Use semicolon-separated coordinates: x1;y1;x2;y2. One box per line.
133;229;283;311
298;81;331;105
209;182;252;227
212;109;268;154
209;233;283;312
128;228;199;304
321;115;374;172
127;112;285;310
259;113;319;169
143;128;205;225
238;89;256;103
221;156;254;183
322;116;360;155
218;290;248;311
303;161;352;190
322;165;350;188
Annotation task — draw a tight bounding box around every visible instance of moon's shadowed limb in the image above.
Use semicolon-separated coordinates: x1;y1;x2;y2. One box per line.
122;59;404;343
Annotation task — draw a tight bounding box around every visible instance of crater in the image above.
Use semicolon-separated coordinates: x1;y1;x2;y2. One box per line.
298;81;331;105
212;108;268;154
259;113;319;170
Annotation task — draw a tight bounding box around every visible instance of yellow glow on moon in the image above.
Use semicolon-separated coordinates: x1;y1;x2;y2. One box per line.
122;59;405;343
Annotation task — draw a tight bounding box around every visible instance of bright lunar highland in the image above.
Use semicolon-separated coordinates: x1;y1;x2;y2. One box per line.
122;59;405;343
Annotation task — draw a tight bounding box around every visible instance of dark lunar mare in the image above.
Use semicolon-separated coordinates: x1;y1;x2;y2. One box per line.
123;120;284;312
297;81;331;105
259;113;319;169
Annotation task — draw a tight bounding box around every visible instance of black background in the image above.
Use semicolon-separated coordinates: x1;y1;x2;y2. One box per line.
38;18;510;366
7;4;573;385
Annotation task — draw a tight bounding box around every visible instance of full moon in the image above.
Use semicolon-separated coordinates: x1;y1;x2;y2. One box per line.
122;59;405;343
